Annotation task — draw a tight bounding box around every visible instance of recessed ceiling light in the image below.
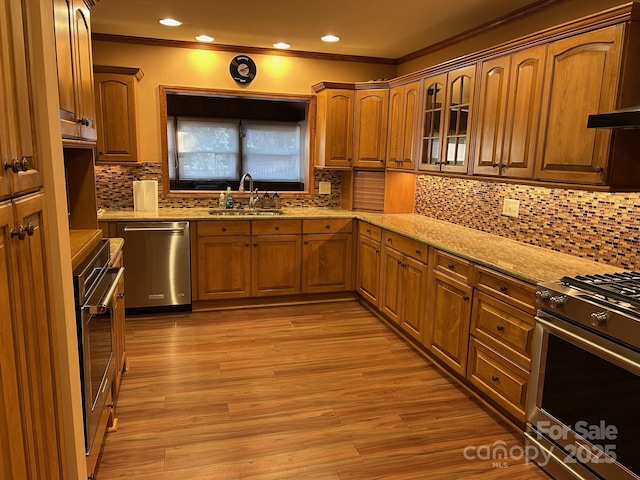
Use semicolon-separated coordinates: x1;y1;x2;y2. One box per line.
273;42;290;49
159;18;182;27
195;35;214;42
321;34;340;43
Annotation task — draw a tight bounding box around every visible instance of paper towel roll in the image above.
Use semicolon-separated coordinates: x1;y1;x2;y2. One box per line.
133;180;158;213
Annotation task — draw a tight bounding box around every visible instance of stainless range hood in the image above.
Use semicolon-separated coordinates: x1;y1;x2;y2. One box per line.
587;105;640;129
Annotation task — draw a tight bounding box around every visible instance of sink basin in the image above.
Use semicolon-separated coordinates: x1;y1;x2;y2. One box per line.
208;209;284;216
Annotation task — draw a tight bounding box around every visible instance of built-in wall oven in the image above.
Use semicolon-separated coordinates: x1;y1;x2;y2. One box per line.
73;239;124;453
526;272;640;480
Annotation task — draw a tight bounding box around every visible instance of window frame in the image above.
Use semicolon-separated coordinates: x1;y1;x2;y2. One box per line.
160;86;316;199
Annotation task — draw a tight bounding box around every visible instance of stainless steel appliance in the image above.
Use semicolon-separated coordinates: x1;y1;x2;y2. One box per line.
115;221;191;311
527;272;640;480
73;239;124;453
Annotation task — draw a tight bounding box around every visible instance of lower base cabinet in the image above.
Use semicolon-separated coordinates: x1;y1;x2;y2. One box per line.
111;249;126;400
252;234;302;296
425;256;473;376
356;224;382;306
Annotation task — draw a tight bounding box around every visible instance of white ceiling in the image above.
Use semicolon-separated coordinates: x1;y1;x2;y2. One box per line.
90;0;540;59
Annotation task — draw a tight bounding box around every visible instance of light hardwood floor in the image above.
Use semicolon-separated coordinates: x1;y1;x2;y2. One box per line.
95;301;549;479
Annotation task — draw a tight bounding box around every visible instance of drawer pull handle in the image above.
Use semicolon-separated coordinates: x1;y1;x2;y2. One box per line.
326;224;331;229
499;285;508;292
463;295;469;301
448;263;454;269
275;226;280;231
496;324;504;331
366;228;371;233
221;226;227;232
491;375;499;382
253;242;258;247
387;237;392;242
415;249;421;255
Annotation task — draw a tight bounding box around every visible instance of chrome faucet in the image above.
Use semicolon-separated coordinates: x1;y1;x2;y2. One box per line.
239;173;258;209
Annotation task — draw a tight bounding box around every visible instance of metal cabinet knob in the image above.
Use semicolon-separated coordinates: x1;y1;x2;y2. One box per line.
20;157;29;171
549;295;567;308
496;324;504;331
491;375;499;382
590;311;609;326
448;263;454;269
499;285;508;293
10;223;34;240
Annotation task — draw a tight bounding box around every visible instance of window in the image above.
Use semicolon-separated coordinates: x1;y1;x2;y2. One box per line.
161;87;313;193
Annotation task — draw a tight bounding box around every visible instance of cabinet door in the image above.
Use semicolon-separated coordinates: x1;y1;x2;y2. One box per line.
441;65;476;174
535;25;623;184
419;73;447;172
400;81;421;170
357;234;381;306
197;236;251;300
53;0;78;138
472;56;510;177
252;234;301;296
315;89;354;168
386;85;404;168
95;73;139;162
501;45;546;179
0;200;28;479
400;256;427;341
111;251;126;400
11;192;64;477
353;89;388;169
380;246;404;324
426;269;473;375
73;1;96;141
302;233;353;294
0;0;40;197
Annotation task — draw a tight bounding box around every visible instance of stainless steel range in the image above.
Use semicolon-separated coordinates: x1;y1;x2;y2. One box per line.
526;272;640;480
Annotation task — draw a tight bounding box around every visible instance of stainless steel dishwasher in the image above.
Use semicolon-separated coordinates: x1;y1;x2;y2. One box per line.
116;221;191;311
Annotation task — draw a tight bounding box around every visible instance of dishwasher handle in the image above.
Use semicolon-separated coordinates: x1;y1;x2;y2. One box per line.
122;225;186;233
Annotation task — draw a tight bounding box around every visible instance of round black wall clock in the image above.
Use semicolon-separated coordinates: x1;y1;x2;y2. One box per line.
229;55;257;84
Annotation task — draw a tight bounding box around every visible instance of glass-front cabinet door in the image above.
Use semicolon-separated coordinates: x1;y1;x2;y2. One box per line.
442;65;476;173
420;73;446;171
420;66;476;173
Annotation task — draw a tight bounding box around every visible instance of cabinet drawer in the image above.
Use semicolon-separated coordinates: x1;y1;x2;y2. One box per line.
467;338;529;422
358;222;381;241
433;250;472;284
252;219;302;235
475;266;536;314
382;231;428;263
471;291;535;369
198;221;251;236
303;218;352;234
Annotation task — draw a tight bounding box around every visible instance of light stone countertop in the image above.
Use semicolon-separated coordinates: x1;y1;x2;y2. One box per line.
98;207;624;285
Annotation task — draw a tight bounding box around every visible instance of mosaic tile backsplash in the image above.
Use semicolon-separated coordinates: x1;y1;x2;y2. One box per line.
414;175;640;270
95;162;342;209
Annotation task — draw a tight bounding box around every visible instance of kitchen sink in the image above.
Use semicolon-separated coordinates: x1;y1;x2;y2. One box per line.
208;209;284;216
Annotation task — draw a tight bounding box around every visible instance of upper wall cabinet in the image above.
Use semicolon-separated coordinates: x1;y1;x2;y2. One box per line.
53;0;97;141
314;85;354;169
386;81;421;171
472;45;546;179
353;88;389;169
419;65;476;174
534;25;640;187
94;66;144;163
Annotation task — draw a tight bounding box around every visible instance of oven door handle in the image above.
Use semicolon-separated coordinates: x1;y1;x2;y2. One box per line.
537;315;640;373
88;267;124;315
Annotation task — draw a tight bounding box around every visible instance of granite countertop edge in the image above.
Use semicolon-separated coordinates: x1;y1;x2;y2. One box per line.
98;207;625;285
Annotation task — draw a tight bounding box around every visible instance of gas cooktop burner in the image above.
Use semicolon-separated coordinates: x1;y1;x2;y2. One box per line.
561;272;640;311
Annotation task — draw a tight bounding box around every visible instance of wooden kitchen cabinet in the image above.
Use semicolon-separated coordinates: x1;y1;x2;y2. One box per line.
353;88;389;169
252;219;302;297
301;219;353;294
0;192;64;478
0;0;41;200
380;231;428;341
534;25;630;186
53;0;97;141
425;250;473;375
356;222;382;306
195;221;251;300
94;66;144;163
386;81;421;170
472;45;545;179
313;84;354;169
468;265;536;423
419;65;476;174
